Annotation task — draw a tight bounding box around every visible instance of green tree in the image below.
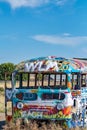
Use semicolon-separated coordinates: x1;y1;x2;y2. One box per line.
0;63;15;80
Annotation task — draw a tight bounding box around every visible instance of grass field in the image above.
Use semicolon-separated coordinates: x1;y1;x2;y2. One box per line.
0;81;12;113
0;86;5;113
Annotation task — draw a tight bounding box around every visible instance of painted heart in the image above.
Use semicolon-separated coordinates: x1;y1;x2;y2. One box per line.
6;89;12;100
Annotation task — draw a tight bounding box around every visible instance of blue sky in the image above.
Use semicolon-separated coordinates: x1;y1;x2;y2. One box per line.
0;0;87;64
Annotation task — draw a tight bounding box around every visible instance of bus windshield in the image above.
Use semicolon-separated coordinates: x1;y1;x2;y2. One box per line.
14;72;67;89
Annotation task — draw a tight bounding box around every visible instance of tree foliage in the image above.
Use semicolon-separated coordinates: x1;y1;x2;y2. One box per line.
0;63;16;80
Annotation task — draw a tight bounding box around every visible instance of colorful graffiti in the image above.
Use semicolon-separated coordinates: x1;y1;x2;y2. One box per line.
11;88;73;120
5;56;87;128
15;56;87;73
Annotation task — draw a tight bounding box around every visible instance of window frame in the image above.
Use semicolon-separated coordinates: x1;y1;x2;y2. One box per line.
14;72;68;89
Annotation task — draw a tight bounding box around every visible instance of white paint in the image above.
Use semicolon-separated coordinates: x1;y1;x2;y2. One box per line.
24;60;59;72
63;93;73;107
6;89;12;100
17;102;23;109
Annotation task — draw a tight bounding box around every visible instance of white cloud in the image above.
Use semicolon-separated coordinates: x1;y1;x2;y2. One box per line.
2;0;49;9
32;34;87;46
0;0;74;9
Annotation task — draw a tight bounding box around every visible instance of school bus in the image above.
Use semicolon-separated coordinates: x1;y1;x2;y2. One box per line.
5;56;87;127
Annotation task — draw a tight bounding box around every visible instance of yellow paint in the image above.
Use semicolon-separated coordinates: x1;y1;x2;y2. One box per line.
30;89;38;93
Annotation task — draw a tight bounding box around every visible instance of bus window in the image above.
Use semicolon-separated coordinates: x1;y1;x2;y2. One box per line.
29;74;35;87
18;73;37;88
81;74;86;87
49;74;55;86
15;74;20;88
62;74;66;86
22;73;28;87
43;74;49;86
72;74;79;90
71;73;81;90
56;74;60;86
74;74;78;86
36;74;42;86
17;72;67;88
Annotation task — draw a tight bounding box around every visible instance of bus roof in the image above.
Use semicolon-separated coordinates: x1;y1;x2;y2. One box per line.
15;56;87;73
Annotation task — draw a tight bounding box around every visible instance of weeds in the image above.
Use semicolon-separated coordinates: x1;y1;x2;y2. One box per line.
2;120;87;130
0;87;4;92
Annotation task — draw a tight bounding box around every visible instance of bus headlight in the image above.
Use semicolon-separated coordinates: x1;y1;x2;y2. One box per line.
57;103;64;110
17;102;23;109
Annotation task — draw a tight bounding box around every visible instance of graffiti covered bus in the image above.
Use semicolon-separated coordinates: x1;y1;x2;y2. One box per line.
5;56;87;127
